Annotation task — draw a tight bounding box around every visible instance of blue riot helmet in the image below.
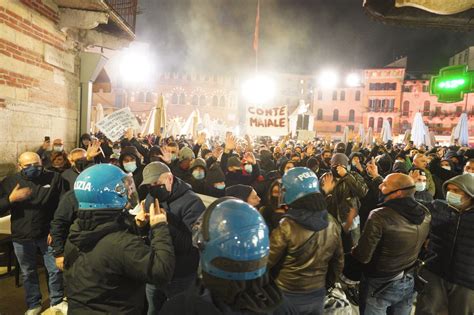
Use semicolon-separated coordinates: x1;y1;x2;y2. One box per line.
194;197;270;281
281;167;320;205
74;164;139;210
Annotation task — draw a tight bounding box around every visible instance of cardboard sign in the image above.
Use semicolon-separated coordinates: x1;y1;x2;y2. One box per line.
297;130;316;141
96;107;139;142
246;105;288;136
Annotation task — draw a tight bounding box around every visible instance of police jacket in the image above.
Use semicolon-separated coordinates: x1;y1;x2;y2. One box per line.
50;190;78;257
426;200;474;290
64;211;175;315
352;197;431;278
325;171;368;224
268;208;344;292
0;170;64;240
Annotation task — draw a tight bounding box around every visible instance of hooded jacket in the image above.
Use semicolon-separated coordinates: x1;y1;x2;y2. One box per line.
268;194;344;291
352;197;431;278
426;174;474;289
64;210;175;315
119;147;147;200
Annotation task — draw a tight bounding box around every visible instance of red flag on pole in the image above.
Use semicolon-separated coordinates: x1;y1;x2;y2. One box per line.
253;0;260;52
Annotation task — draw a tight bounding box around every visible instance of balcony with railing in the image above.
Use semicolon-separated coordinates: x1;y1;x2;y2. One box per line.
105;0;138;33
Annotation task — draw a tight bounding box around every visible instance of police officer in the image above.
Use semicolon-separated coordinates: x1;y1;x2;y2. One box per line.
351;173;431;315
161;198;296;314
63;164;175;314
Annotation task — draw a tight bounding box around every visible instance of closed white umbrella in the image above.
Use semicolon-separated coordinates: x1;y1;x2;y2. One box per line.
411;112;426;147
424;125;432;149
342;126;350;144
454;113;469;146
381;120;393;142
358;123;365;142
94;103;105;133
366;127;374;146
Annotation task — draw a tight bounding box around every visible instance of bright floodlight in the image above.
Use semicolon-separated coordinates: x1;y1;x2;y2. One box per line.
242;75;276;104
119;48;154;84
346;73;361;87
318;70;339;89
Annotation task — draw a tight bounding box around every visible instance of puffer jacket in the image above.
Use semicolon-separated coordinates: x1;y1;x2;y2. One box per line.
325;171;368;224
268;200;343;292
426;201;474;289
352;197;431;278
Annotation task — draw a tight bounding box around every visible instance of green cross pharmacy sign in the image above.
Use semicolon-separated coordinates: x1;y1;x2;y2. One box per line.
430;65;474;103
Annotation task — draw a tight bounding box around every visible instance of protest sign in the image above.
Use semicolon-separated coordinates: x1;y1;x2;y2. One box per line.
246;105;288;136
96;107;140;142
297;130;316;141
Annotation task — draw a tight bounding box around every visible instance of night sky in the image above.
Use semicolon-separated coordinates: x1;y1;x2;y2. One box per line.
135;0;474;75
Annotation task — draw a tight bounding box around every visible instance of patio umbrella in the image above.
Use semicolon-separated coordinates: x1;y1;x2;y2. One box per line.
342;126;350;144
424;125;432;149
411;112;426;147
358;123;365;142
381;120;393;142
365;127;374;146
454;113;469;146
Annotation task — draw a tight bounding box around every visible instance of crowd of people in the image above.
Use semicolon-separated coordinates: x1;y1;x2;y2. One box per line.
0;128;473;315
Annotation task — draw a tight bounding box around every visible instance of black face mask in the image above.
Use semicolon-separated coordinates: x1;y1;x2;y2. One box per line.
149;184;170;201
74;158;94;173
324;157;331;165
331;167;341;178
21;165;43;179
380;185;416;202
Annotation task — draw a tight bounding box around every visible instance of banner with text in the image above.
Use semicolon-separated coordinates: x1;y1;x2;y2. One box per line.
96;107;140;142
246;105;288;136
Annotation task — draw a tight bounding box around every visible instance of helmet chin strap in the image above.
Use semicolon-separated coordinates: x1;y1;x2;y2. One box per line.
383;185;415;198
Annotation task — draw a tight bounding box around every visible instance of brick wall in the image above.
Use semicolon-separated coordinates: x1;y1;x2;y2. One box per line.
0;0;79;178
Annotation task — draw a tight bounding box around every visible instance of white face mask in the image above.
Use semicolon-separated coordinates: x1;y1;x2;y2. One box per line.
441;165;451;171
53;145;63;152
446;191;463;207
415;182;426;192
123;161;137;173
463;171;474;176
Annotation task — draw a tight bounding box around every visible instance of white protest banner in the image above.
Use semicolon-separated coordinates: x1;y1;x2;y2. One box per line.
96;107;140;142
297;130;316;142
246;105;288;136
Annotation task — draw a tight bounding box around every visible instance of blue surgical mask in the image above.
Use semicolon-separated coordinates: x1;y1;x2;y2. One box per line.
215;183;225;190
244;164;253;173
123;162;137;173
192;170;205;180
21;165;43;179
415;182;426;192
446;191;463;207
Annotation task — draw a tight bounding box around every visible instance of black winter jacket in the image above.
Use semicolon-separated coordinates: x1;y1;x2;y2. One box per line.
426;200;474;290
50;190;78;256
0;170;64;240
61;168;79;192
64;212;175;315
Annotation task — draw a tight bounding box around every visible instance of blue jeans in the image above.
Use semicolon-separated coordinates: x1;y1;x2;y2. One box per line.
360;273;415;315
146;273;196;315
13;238;64;309
282;287;326;315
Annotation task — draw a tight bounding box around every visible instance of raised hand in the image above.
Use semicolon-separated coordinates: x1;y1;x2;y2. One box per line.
366;158;379;178
225;134;236;153
196;132;206;146
321;173;336;194
9;184;32;203
158;146;172;164
244;151;256;165
149;198;167;227
86;140;102;160
124;128;134;141
336;165;348;177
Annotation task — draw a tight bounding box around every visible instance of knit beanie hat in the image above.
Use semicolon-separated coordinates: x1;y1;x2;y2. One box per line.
330;153;349;167
225;184;253;202
206;163;226;185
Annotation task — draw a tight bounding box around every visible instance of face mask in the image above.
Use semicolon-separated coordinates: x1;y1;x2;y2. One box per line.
150;184;170;201
415;182;426;192
113;149;121;155
170;154;177;161
274;153;281;159
53;145;63;152
180;160;191;170
215;183;225;190
346;164;351;172
244;164;253;173
123;161;137;173
441;165;451;171
446;191;463;207
464;171;474;176
381;185;415;200
192;170;205;180
21;165;43;179
324;157;331;164
74;158;94;173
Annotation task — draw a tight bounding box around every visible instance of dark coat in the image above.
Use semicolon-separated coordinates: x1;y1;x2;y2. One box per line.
0;170;64;240
426;200;474;290
50;190;78;257
64;212;175;315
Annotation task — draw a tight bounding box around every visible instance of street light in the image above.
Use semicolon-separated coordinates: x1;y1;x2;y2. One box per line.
346;73;361;87
242;74;276;104
119;47;155;84
318;69;339;89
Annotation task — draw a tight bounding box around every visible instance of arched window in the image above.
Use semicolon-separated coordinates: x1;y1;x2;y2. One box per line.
146;92;153;103
402;100;410;116
199;95;206;106
349;109;355;122
377;117;383;132
192;95;198;106
423;100;430;116
387;117;393;126
171;93;178;104
219;96;226;107
340;91;345;101
138;92;145;102
332;91;337;101
369;117;374;128
179;93;185;105
333;109;339;121
355;90;361;101
317;109;323;120
212;95;218;106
